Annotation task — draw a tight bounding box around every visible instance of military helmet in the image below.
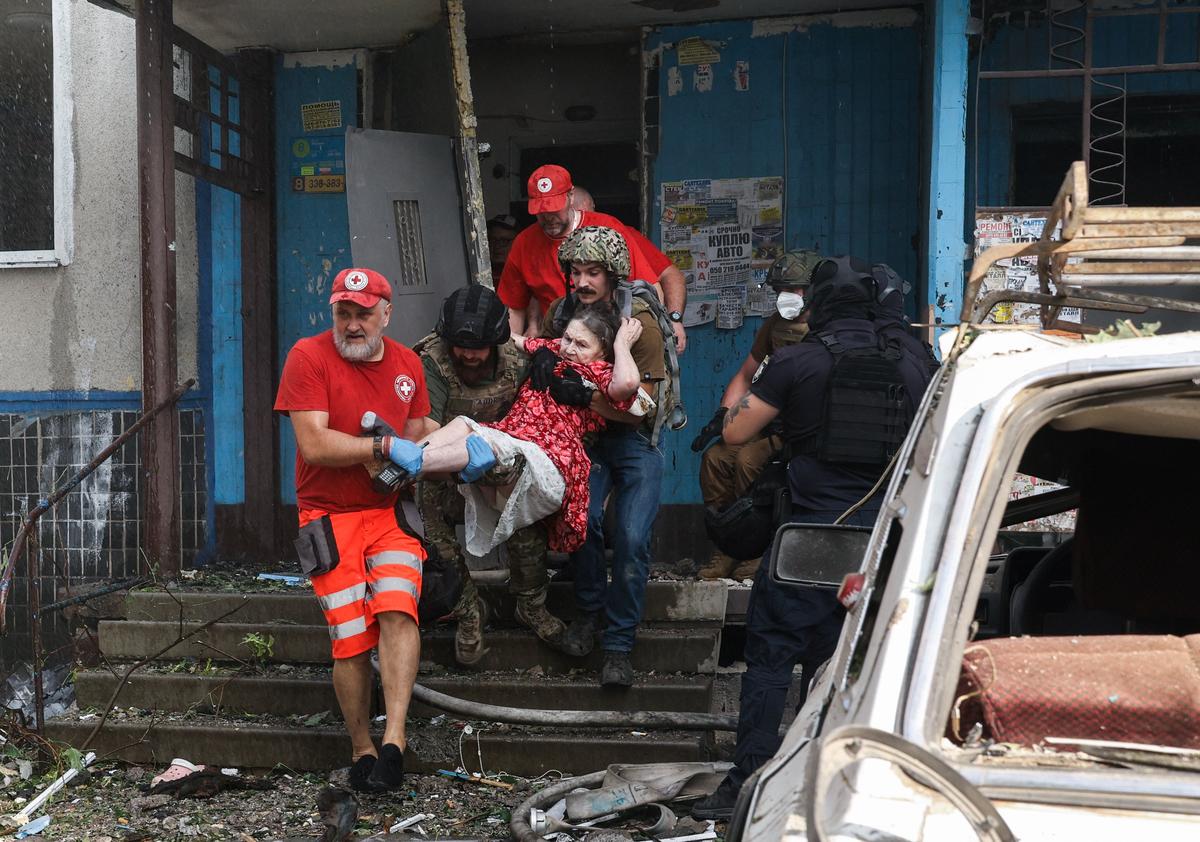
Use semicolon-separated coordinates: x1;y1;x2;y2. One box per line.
558;225;631;286
436;284;510;349
807;255;877;329
766;250;822;291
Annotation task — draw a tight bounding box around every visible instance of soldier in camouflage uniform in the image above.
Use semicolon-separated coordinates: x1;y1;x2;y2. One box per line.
415;285;568;665
689;250;824;580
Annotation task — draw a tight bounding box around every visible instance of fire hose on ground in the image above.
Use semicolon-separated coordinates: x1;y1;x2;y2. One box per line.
410;682;738;731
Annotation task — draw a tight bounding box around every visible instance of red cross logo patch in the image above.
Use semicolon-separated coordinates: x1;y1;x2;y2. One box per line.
394;375;416;403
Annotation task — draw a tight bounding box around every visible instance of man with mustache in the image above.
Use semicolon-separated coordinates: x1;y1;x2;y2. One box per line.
537;226;671;688
274;267;437;793
498;165;686;347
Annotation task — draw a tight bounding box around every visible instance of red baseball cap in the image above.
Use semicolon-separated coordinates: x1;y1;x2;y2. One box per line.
329;267;392;308
527;164;573;214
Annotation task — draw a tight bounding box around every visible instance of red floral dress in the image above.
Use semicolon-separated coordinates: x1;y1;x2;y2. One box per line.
488;338;634;551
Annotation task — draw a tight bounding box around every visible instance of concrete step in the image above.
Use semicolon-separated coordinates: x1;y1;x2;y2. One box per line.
125;579;728;625
74;667;714;718
44;711;708;776
98;621;722;674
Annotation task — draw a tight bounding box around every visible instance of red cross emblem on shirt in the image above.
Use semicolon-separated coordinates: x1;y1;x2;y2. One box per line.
395;375;416;403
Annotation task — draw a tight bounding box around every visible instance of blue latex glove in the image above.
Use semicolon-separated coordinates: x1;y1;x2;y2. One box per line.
386;436;424;476
458;434;497;483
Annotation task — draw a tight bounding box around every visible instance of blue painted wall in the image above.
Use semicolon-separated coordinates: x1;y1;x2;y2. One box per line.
273;57;359;504
645;16;923;504
974;13;1200;205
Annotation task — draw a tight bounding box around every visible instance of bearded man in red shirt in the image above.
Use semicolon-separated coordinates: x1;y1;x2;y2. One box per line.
275;267;438;793
498;164;688;351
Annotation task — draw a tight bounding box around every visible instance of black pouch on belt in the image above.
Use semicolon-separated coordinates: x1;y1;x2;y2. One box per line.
294;515;340;577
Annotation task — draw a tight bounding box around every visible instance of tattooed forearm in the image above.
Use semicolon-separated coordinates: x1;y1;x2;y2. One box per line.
723;393;752;429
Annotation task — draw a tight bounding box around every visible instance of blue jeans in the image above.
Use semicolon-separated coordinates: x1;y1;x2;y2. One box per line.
729;506;878;789
571;426;665;653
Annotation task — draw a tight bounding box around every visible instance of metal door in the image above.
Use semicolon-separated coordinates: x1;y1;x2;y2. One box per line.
346;128;470;344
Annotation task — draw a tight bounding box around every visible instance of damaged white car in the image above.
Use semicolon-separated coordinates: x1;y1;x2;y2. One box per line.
731;166;1200;841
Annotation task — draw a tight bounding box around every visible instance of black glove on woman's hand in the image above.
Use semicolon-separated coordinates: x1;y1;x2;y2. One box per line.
528;347;559;391
690;407;728;452
547;367;595;407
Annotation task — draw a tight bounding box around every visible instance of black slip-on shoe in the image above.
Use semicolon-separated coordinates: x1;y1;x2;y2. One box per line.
365;742;405;792
348;755;376;793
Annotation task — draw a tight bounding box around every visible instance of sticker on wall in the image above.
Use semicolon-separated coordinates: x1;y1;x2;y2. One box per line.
734;60;750;92
301;100;343;132
677;36;721;65
667;66;683;97
290;135;346;193
694;64;713;93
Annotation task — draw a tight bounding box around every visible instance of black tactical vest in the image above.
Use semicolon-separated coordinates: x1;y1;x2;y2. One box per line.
797;329;911;469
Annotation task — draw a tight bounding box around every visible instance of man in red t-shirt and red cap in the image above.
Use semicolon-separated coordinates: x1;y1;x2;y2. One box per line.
498;164;688;351
274;267;438;794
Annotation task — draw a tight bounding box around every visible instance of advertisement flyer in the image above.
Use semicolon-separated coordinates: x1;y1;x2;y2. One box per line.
660;176;784;328
717;285;746;330
973;211;1078;326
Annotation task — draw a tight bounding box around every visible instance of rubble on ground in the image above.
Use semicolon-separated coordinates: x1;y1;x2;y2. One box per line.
1;761;727;841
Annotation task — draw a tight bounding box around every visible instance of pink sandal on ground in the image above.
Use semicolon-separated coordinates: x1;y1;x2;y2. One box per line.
150;758;204;788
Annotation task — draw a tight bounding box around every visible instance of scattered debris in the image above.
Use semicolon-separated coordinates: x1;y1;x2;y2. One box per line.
316;786;357;842
4;750;95;828
389;811;431;832
3;662;75;722
255;573;306;586
14;814;50;839
437;769;515;790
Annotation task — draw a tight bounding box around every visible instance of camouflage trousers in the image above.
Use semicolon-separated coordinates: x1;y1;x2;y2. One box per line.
417;479;550;614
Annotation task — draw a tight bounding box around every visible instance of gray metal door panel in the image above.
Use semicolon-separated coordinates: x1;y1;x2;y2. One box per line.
346;127;469;345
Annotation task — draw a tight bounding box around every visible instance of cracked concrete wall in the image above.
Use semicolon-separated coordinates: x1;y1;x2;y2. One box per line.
0;0;199;393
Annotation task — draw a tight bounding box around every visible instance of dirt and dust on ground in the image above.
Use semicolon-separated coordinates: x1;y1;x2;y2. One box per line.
1;753;725;841
1;760;535;841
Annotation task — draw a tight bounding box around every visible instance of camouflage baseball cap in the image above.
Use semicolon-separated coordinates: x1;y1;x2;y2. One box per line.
558;225;631;285
765;250;823;290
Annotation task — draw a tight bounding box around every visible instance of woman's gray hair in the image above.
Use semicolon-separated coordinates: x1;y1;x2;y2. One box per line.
568;302;621;360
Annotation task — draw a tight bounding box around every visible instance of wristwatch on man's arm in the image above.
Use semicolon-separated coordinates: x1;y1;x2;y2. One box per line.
668;310;683;323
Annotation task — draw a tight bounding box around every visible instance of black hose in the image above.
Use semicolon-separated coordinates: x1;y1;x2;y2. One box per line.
510;771;607;842
412;682;737;731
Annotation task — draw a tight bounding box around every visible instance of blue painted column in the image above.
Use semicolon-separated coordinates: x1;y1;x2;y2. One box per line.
925;0;971;334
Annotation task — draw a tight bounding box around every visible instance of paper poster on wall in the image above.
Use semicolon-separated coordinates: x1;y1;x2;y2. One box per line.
660;176;784;322
677;36;721;65
667;66;682;96
300;100;343;132
973;211;1078;326
683;292;718;327
716;286;747;330
694;64;713;93
734;60;750;91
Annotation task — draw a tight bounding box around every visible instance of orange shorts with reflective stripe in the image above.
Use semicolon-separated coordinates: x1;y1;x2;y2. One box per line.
299;506;425;660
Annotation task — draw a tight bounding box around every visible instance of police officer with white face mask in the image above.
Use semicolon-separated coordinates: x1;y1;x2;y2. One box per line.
689;250;823;581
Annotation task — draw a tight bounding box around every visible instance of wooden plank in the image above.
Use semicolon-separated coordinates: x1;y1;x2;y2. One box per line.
1082;207;1200;223
1064;261;1200;274
1082;223;1200;238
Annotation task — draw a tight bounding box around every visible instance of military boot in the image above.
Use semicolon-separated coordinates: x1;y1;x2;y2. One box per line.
514;597;569;652
698;549;736;580
454;594;489;667
730;556;761;581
